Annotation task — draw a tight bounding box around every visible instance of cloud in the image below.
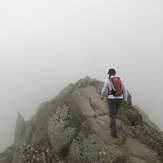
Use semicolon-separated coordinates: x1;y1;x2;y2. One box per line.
0;0;163;152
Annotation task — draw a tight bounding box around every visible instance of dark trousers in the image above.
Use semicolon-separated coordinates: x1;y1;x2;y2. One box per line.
107;99;123;134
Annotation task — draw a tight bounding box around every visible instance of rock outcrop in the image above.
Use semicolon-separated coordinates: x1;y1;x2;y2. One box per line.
133;105;161;131
13;112;26;146
0;77;163;163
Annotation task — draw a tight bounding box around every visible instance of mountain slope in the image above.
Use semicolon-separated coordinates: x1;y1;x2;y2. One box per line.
0;77;163;163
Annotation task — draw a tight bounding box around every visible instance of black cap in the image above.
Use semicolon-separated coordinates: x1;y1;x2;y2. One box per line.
107;68;116;74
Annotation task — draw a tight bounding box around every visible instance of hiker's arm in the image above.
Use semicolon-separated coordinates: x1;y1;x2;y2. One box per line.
101;79;108;100
121;79;128;102
121;82;128;106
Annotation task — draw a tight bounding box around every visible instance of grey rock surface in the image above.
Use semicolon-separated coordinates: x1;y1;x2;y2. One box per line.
0;77;163;163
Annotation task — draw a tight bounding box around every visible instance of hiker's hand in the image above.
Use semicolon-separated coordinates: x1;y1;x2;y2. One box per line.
123;100;128;106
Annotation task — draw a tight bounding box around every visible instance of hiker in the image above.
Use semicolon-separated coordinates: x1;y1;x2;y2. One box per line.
101;68;128;138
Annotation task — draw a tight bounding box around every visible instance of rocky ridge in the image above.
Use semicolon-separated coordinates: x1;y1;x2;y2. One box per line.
0;77;163;163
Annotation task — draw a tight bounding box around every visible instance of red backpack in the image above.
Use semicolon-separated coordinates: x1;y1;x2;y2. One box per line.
109;77;122;96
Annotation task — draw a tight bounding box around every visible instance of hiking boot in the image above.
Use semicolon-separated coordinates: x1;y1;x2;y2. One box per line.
110;132;119;139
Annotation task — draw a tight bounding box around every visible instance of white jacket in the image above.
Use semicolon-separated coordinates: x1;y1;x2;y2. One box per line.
101;76;128;100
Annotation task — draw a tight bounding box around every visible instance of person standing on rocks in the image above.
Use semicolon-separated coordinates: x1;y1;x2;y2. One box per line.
101;68;128;138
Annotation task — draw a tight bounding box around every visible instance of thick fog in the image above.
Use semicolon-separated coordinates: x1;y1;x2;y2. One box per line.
0;0;163;152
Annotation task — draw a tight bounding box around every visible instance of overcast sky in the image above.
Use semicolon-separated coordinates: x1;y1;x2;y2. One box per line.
0;0;163;152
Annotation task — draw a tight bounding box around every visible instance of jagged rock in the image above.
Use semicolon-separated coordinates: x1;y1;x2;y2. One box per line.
121;138;161;163
12;141;58;163
134;105;161;131
0;77;163;163
67;133;127;163
13;112;26;146
117;105;143;126
0;147;15;163
48;104;77;155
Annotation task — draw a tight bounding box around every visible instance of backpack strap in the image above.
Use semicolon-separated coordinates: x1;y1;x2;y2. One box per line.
108;77;114;95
